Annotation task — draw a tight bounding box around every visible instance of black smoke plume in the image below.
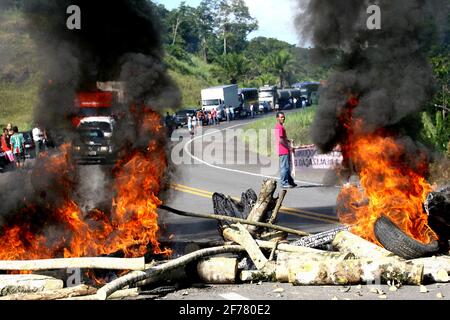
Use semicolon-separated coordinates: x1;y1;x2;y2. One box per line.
0;1;180;244
296;0;448;154
23;0;180;129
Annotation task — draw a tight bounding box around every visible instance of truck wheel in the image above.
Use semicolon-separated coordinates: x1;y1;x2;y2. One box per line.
374;215;439;259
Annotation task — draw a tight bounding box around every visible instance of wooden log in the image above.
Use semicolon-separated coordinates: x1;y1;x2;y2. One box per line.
268;189;287;224
223;224;270;270
160;205;309;237
0;274;64;296
61;288;140;300
245;179;278;235
197;257;238;284
276;251;353;283
259;231;288;242
240;270;258;282
0;257;145;271
108;288;140;300
240;270;275;282
257;239;334;254
332;231;394;259
90;245;246;300
288;258;423;286
0;284;96;300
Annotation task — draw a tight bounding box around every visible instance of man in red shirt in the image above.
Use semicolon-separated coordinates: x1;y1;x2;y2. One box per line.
275;112;297;188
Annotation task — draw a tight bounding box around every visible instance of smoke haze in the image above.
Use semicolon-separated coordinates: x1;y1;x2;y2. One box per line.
296;0;448;153
0;1;180;229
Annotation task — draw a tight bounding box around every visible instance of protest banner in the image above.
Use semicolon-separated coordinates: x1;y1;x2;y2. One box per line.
293;145;343;169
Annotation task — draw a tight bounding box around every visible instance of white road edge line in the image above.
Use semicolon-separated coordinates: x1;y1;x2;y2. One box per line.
183;122;325;187
219;292;251;301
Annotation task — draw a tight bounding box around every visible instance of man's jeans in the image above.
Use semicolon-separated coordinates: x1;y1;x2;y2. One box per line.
34;140;43;157
279;154;294;186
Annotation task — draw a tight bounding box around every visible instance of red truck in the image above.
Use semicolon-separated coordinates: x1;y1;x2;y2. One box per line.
71;91;116;127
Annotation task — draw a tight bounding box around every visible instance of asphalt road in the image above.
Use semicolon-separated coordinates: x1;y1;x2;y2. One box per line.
1;111;449;301
160;110;341;245
156;111;450;302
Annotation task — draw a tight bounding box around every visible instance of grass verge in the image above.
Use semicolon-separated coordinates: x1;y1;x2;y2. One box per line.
241;106;317;158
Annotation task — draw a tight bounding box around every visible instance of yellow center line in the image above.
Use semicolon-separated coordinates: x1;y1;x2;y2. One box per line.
170;183;338;224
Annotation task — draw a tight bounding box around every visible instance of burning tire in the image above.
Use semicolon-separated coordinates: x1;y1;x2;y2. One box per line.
374;215;439;260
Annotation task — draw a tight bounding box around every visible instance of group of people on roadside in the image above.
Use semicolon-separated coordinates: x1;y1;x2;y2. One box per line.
0;123;47;171
1;123;26;170
187;108;223;138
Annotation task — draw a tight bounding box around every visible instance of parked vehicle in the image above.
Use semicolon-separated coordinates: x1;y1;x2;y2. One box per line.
238;88;259;116
258;101;270;113
174;108;197;128
292;82;321;106
78;116;115;139
258;85;277;111
20;131;35;159
288;88;302;108
201;85;239;120
73;128;114;164
277;89;292;110
72;90;117;127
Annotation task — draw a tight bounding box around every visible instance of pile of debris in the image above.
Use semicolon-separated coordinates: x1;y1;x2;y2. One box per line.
1;179;449;300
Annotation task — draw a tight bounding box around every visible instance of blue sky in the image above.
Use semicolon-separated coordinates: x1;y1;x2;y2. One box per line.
154;0;302;45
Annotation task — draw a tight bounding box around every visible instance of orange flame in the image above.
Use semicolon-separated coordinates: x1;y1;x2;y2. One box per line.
0;109;171;261
338;120;437;245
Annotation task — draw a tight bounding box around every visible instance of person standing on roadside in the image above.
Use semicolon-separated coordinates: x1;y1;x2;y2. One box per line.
32;124;45;157
207;112;212;126
225;107;230;122
211;108;217;126
275;112;297;188
188;116;195;139
1;128;14;164
10;126;25;169
197;110;203;128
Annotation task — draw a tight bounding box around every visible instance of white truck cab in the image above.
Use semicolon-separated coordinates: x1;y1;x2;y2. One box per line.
201;85;239;120
78;116;115;138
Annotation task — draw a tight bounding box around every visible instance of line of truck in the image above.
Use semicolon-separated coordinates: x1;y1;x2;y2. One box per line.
200;82;320;119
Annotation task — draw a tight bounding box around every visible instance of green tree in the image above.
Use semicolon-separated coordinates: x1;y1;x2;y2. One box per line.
253;73;277;87
421;111;450;153
430;55;450;111
245;37;293;62
213;53;249;84
216;0;258;55
196;0;219;62
262;50;293;88
166;2;202;53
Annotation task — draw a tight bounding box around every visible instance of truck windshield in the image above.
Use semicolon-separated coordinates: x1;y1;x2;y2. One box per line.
259;92;274;98
80;129;104;139
79;122;112;133
78;108;112;117
203;99;221;106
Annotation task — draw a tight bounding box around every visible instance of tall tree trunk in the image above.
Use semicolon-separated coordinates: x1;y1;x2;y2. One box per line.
223;30;227;55
202;36;208;62
172;17;181;46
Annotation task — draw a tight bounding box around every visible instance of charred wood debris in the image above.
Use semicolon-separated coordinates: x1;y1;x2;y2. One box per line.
0;180;449;300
